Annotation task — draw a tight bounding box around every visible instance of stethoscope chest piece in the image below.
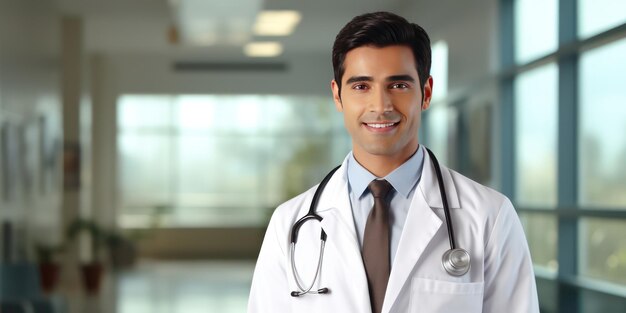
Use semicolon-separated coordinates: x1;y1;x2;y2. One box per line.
442;248;471;276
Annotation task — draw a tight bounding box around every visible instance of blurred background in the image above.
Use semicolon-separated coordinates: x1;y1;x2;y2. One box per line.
0;0;625;312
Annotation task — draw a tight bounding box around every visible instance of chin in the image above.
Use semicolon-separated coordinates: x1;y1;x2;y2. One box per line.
361;144;401;156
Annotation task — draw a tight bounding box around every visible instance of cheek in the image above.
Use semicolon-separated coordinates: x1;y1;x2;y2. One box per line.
342;108;359;129
343;103;362;120
405;107;423;130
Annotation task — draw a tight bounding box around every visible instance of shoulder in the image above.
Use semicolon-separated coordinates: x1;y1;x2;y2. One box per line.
445;167;517;241
447;168;509;209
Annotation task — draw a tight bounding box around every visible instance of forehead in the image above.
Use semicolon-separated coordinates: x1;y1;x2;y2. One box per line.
342;45;418;81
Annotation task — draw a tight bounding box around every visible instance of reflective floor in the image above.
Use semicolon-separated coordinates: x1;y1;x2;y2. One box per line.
116;260;254;313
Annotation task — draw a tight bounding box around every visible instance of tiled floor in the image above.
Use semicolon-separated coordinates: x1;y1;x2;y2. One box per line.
115;260;255;313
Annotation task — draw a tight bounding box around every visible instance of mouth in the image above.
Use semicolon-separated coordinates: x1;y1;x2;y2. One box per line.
363;121;400;132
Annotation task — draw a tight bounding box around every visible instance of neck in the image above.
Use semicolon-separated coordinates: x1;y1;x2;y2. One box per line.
353;144;419;178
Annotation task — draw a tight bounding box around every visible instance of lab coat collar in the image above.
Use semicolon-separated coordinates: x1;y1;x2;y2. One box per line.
315;146;460;213
316;154;351;214
418;145;461;210
347;147;424;199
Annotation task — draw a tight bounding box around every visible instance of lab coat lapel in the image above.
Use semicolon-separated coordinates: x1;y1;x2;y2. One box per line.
382;147;460;313
317;160;371;311
317;157;360;256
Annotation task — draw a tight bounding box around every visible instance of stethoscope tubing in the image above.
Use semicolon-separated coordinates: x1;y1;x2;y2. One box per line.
425;148;458;250
290;165;340;244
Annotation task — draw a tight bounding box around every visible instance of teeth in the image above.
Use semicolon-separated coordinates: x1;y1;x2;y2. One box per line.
367;122;395;128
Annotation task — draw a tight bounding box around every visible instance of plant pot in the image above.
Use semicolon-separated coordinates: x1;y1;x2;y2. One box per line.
80;262;104;295
38;262;60;293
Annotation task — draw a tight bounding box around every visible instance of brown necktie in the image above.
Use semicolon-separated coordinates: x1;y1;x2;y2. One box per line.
362;179;393;313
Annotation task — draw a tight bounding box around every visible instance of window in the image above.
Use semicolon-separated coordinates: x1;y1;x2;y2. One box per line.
520;212;558;271
424;106;455;166
514;0;558;64
579;38;626;208
580;218;626;285
577;36;626;294
431;40;449;102
117;95;348;228
515;64;560;272
514;63;559;208
423;40;450;162
578;0;626;39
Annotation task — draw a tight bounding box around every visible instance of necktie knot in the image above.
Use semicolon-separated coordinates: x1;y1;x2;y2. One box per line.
368;179;393;199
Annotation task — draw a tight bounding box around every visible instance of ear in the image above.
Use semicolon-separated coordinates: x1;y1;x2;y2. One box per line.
331;79;343;112
421;76;433;110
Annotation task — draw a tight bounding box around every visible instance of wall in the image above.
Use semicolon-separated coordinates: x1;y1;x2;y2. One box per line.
0;0;63;261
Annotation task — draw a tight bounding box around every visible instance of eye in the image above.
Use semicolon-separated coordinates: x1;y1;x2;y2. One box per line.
352;84;369;90
390;83;409;89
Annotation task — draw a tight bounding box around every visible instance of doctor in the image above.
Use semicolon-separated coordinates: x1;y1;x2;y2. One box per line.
248;11;539;313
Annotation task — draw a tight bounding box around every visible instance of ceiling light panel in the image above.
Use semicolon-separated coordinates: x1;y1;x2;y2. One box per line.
244;42;283;57
173;0;262;46
253;10;302;36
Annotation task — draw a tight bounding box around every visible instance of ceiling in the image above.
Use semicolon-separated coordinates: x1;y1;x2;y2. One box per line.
55;0;428;60
52;0;498;96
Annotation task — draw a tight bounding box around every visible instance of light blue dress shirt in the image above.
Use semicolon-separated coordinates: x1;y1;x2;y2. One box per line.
346;145;425;266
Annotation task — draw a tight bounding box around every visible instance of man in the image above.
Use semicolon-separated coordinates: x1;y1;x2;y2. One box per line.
248;12;539;313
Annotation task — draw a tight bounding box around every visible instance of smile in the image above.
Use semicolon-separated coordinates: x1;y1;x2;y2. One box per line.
366;122;395;128
362;122;400;132
364;122;398;128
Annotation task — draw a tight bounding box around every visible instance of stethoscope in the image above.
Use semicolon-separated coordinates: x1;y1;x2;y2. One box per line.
289;148;470;297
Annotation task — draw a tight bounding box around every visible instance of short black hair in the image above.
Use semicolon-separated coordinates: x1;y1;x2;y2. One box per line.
332;12;431;94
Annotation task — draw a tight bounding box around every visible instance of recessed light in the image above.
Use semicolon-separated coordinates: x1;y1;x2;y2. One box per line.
244;42;283;57
253;10;302;36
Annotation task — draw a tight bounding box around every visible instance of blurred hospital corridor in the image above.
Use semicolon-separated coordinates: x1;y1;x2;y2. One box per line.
2;0;626;312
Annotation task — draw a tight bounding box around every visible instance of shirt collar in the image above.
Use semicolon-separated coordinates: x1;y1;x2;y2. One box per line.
347;146;424;199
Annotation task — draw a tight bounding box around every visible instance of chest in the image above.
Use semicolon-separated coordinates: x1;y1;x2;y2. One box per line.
286;210;486;313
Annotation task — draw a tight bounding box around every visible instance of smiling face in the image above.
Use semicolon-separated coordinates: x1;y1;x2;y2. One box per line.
331;45;433;172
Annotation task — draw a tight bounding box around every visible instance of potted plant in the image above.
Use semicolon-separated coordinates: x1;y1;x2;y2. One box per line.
34;243;64;294
66;218;108;295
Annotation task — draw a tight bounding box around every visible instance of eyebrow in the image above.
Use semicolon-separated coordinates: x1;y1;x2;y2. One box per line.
345;76;373;84
345;74;416;84
387;75;415;82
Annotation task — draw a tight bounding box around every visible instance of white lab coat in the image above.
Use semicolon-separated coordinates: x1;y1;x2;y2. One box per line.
248;149;540;313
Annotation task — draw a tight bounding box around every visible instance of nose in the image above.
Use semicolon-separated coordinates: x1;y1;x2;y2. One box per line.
369;87;392;113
